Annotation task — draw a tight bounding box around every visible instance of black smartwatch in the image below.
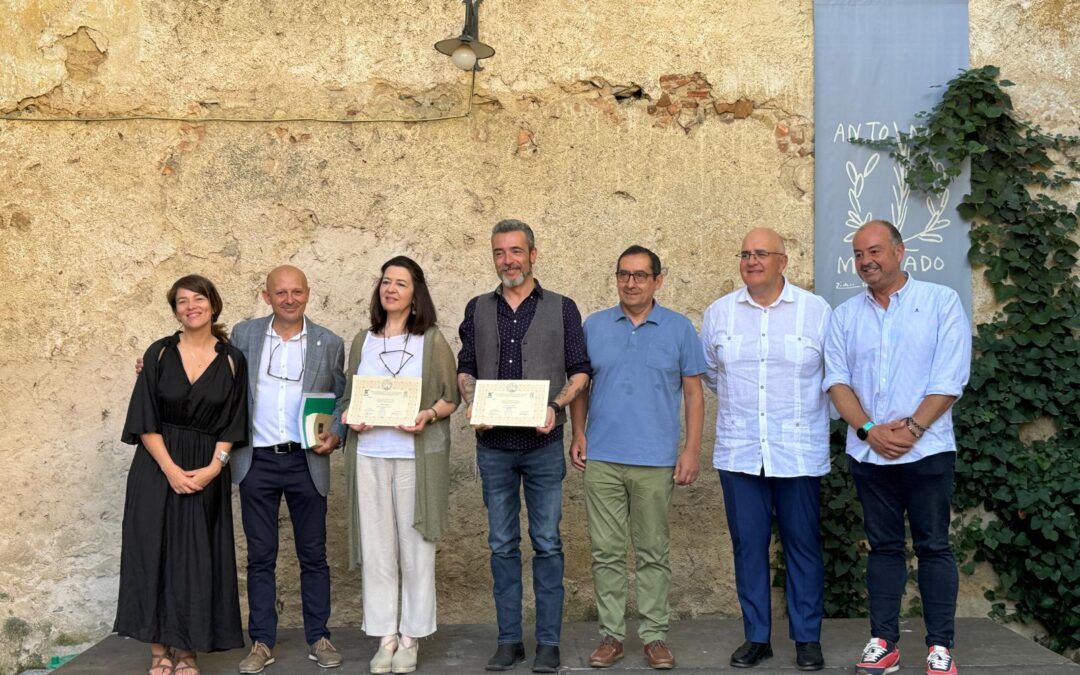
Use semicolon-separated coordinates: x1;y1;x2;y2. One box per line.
856;421;875;441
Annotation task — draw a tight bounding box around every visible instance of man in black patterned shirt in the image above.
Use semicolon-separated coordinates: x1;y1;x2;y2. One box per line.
458;219;592;673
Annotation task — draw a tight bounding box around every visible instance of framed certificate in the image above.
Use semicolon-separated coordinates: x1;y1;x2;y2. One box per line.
347;376;423;427
471;379;550;428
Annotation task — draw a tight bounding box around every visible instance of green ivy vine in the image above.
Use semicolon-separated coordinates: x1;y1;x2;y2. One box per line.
818;65;1079;653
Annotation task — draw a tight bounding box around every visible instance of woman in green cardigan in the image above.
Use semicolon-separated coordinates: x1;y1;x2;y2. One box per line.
341;256;460;674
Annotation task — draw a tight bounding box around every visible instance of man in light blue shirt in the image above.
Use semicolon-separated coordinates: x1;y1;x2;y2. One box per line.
570;245;705;670
823;221;971;675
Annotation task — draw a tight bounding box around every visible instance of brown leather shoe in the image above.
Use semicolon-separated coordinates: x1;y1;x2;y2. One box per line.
588;635;624;668
644;640;675;670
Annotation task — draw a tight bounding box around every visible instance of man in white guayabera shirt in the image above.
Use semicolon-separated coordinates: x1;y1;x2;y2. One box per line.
824;220;970;675
700;227;831;672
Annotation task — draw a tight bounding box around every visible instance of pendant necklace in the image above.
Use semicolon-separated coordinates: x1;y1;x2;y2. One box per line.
379;331;411;377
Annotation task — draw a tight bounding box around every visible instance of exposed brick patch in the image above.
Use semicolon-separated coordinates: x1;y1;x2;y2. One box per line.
647;71;714;133
514;123;538;157
578;78;645;125
714;98;754;120
773;115;813;157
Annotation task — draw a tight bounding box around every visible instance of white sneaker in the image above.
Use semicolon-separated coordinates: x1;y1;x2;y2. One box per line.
926;645;957;675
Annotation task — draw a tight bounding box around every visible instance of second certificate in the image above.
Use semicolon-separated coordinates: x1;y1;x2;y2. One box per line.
348;376;422;427
472;379;550;428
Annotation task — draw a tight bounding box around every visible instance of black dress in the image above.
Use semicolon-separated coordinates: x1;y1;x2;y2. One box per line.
114;333;249;651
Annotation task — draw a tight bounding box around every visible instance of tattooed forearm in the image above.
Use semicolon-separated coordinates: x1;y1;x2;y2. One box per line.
458;373;477;407
554;373;590;407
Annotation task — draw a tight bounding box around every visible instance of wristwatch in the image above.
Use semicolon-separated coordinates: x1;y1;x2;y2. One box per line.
548;401;564;415
216;450;231;466
856;421;875;441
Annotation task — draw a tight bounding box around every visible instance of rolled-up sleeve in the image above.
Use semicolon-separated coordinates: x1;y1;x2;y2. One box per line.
821;305;851;393
562;297;592;378
456;296;479;377
699;308;720;393
925;291;972;397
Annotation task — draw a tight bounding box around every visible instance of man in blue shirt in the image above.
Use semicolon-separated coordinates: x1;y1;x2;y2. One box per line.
824;221;971;675
569;245;705;670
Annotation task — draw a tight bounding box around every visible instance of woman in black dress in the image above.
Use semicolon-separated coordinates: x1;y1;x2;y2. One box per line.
115;275;248;675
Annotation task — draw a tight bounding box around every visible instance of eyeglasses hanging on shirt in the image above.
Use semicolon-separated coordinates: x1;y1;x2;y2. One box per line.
379;333;414;377
267;340;306;382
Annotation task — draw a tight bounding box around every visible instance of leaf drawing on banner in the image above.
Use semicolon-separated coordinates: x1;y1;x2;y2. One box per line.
892;143;951;249
891;159;911;230
844;153;879;241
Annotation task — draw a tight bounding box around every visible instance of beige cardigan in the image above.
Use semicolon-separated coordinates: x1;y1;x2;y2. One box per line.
342;325;461;570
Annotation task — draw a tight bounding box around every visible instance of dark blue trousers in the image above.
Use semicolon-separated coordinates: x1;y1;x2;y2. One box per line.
719;470;824;644
239;449;330;648
850;452;957;648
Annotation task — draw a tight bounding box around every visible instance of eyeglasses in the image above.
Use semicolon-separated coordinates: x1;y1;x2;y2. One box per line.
267;341;306;382
615;270;657;283
737;250;786;261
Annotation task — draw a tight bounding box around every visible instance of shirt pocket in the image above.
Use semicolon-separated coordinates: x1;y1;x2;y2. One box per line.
781;418;805;448
646;342;679;373
715;334;743;365
784;334;822;367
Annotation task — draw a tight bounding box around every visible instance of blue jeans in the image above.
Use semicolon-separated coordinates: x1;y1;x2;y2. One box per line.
850;452;957;648
477;439;566;646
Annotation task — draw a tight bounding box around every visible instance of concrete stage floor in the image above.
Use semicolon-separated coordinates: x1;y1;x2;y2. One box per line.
57;617;1079;673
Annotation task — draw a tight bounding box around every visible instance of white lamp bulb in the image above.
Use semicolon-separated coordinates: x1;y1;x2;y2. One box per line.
451;44;477;71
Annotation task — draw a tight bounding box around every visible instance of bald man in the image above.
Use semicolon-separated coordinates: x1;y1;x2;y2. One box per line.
700;229;831;671
230;266;346;672
824;221;969;675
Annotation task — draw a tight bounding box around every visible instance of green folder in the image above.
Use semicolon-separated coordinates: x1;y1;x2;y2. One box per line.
298;393;336;448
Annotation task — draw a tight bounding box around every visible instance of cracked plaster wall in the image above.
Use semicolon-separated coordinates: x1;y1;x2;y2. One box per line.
0;0;1076;670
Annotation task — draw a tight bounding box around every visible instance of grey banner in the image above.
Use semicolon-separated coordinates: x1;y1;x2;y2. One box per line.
814;0;971;317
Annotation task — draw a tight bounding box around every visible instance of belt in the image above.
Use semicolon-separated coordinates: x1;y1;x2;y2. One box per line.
254;442;303;454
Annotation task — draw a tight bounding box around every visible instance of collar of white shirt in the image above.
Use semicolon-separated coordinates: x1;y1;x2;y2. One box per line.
264;316;309;342
735;276;796;310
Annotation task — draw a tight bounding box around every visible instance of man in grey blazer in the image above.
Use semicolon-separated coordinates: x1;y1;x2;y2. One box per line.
231;265;346;673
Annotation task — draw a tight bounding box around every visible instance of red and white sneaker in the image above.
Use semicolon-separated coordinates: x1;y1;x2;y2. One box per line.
926;645;957;674
855;638;900;675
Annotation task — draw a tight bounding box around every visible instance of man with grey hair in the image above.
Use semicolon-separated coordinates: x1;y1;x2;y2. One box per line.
457;219;592;673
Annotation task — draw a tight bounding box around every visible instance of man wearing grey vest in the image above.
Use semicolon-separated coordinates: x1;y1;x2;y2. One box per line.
458;219;592;673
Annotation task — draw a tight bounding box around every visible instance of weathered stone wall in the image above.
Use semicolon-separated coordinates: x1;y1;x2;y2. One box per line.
0;0;1075;670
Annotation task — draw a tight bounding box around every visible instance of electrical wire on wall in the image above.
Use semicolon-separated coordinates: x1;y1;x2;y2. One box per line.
0;69;477;125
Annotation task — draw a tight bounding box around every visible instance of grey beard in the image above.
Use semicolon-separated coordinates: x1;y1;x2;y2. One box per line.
500;272;529;288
